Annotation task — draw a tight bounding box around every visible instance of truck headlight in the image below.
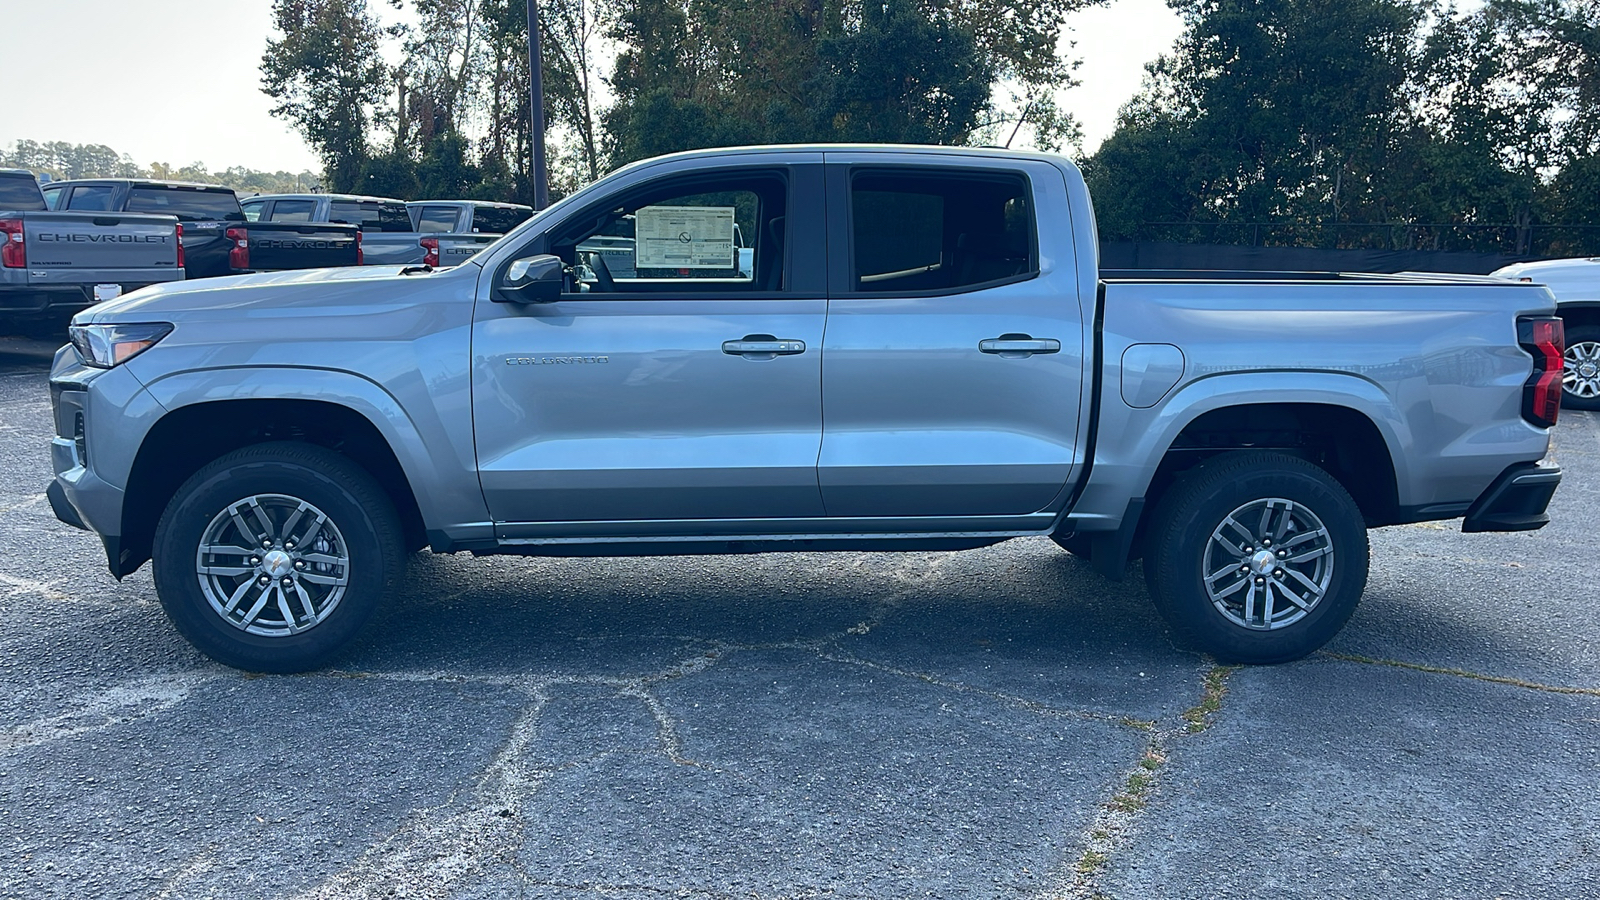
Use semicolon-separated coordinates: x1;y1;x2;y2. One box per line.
68;323;173;368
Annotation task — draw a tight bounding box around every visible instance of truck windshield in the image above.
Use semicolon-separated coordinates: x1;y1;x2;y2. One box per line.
0;176;46;211
330;200;413;232
127;186;245;221
470;205;533;234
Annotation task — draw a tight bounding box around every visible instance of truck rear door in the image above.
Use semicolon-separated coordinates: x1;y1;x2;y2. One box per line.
817;155;1087;519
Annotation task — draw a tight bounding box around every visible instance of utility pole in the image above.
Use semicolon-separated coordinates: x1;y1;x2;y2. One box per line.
526;0;550;210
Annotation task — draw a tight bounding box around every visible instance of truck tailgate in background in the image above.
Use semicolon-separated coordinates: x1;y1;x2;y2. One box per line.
21;212;183;285
435;233;496;267
246;222;361;271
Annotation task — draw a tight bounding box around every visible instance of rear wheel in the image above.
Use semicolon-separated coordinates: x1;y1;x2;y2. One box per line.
1563;324;1600;411
1145;452;1369;664
152;443;403;673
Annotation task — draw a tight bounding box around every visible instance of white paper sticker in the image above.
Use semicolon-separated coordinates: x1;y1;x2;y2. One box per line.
634;206;736;269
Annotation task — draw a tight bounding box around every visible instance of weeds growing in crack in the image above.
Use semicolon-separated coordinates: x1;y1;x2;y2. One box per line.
1321;651;1600;697
1182;664;1238;733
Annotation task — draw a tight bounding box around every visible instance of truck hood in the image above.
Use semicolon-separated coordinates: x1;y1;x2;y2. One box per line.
77;262;479;323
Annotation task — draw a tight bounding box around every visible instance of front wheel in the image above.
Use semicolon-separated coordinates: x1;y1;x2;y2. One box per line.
1144;452;1369;664
152;442;404;673
1563;324;1600;411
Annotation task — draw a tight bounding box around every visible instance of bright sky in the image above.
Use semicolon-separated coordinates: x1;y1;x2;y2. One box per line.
1;0;1185;173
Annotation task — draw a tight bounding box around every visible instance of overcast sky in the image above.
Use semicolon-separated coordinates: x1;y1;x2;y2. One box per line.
3;0;1185;174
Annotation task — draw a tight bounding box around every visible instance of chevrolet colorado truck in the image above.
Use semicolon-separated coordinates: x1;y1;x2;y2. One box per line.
1;169;183;328
1491;257;1600;409
44;179;359;278
46;145;1565;673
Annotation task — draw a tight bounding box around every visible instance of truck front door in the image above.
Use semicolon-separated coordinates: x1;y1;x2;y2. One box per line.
818;157;1087;518
471;159;830;527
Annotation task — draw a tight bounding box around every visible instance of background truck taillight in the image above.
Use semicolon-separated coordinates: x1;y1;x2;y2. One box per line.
0;219;24;267
225;226;249;270
1517;316;1565;428
356;230;364;265
175;223;185;270
420;236;439;267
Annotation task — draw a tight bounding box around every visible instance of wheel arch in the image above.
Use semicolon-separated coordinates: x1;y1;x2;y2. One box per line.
1066;372;1409;577
118;374;448;576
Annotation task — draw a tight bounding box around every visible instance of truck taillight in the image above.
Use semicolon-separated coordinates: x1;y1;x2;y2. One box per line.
420;236;439;268
225;226;249;271
175;223;185;270
0;219;24;268
356;229;364;265
1518;316;1565;428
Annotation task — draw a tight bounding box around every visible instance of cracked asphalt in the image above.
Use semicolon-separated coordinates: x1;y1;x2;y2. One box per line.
0;333;1596;899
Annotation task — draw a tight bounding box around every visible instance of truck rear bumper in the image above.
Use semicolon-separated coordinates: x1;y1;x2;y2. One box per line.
1462;463;1561;533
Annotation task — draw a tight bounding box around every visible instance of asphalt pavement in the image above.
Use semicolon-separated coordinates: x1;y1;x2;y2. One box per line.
0;334;1595;899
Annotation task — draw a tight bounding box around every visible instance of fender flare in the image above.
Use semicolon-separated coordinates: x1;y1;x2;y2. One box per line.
135;365;479;529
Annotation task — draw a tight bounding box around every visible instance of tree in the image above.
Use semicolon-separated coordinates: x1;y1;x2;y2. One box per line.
261;0;394;192
603;0;1053;164
1088;0;1448;241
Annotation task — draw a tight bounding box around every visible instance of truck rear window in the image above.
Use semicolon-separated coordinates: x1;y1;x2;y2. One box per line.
330;200;413;232
470;205;532;234
0;176;46;211
127;186;245;221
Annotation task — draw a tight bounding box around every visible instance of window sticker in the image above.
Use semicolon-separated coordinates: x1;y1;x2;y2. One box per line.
634;205;736;269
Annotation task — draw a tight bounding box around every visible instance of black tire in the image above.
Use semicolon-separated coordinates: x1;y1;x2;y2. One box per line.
1562;323;1600;411
152;442;404;673
1144;451;1369;664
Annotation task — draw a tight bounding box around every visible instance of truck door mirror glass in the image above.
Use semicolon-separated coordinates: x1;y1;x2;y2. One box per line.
498;254;564;304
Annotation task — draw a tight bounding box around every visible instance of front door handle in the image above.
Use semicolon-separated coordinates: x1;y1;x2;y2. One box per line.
979;334;1061;357
723;334;806;360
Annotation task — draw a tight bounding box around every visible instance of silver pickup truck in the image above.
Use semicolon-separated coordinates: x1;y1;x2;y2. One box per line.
45;145;1565;674
1;169;183;327
411;200;534;268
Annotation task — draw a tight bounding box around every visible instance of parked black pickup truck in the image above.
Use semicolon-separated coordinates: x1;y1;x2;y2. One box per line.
42;180;360;279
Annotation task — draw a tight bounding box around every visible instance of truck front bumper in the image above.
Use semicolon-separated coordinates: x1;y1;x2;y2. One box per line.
1462;463;1561;533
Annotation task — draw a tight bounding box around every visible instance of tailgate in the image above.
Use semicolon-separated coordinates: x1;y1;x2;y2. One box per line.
21;212;183;284
359;232;425;267
437;233;497;268
247;222;360;271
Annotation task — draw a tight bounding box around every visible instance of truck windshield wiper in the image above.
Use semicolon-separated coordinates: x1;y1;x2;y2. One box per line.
400;264;434;276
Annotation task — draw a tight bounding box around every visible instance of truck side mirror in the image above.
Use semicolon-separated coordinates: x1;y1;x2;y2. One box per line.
498;254;564;304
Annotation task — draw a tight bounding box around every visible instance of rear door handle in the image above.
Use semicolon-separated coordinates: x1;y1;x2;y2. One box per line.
980;335;1061;357
723;335;806;359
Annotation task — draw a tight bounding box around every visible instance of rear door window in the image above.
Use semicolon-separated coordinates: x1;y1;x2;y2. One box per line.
0;176;46;211
268;200;317;223
127;186;244;221
848;170;1035;294
240;199;264;222
66;185;117;212
40;185;64;209
415;206;460;233
469;205;532;233
328;200;412;232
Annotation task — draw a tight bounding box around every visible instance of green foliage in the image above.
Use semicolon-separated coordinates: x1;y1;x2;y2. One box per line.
260;0;394;192
604;0;1087;164
1087;0;1600;247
